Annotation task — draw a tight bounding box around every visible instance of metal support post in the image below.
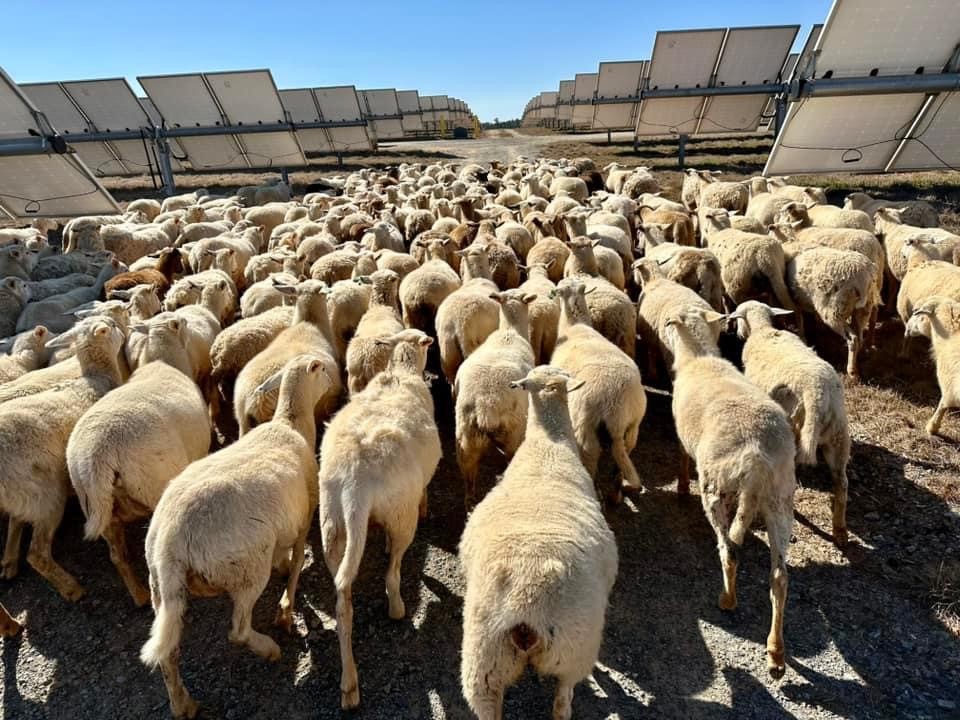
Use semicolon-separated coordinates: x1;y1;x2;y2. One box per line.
774;96;788;135
678;134;689;170
155;135;176;197
280;167;290;185
607;129;612;145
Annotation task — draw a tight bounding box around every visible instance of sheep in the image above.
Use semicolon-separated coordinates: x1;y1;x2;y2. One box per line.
326;275;373;362
209;305;294;429
66;316;210;605
787;247;876;378
399;238;461;335
563;236;626;291
23;272;97;302
638;206;695;247
844;191;939;228
163;269;237;324
549;279;646;502
731;301;850;545
177;220;234;244
459;365;617;720
31;250;113;280
241;273;299;318
0;317;124;599
454;289;537;508
16;258;125;334
126;198;162;221
640;239;724;312
0;227;43;246
101;217;183;264
140;355;329;719
621;169;660;199
436;246;500;383
319;330;440;710
548;176;589;203
0;277;30;337
519;262;560;364
244;204;290;248
374;248;418;280
603;162;635;194
663;304;795;679
0;246;31;281
345;270;403;394
699;218;795;313
0;325;49;385
404;208;435;243
233;280;341;435
109;283;162;323
896;237;960;324
310;248;362;285
682;170;747;212
745;192;797;227
777;201;873;233
635;259;722;380
905;296;960;436
526;237;570;283
495;221;535;262
767;178;827;205
875;207;960;286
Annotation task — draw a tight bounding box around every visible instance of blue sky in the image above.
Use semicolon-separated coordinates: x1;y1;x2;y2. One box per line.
4;1;833;121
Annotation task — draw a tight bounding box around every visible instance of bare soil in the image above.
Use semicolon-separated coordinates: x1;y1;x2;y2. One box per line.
2;135;959;720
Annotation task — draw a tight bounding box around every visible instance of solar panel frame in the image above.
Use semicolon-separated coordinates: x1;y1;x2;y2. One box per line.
397;90;424;132
572;72;598;128
314;85;372;152
557;80;576;125
887;92;960;171
360;89;405;140
792;24;823;80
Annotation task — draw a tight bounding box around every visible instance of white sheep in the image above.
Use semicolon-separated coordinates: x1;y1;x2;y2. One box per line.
844;191;938;228
66;316;210;605
399;238;461;335
140;355;329;719
319;330;440;709
459;365;617;720
905;296;960;436
0;317;125;600
731;301;850;545
0;276;31;337
897;237;960;324
519;261;560;364
0;325;49;385
345;270;403;394
16;258;125;334
664;305;795;679
454;289;537;508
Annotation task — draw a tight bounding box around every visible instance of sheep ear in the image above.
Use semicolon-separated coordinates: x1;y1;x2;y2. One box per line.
522;293;537;304
703;311;727;324
566;378;586;392
166;317;182;332
508;378;527;390
418;335;433;347
770;308;794;317
583;286;597;295
33;325;47;338
308;359;323;373
253;369;284;396
488;291;502;302
273;283;298;296
353;275;372;285
45;328;79;348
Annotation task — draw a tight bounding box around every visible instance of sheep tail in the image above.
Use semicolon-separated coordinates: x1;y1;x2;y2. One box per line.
140;556;186;668
509;623;540;652
333;492;371;593
73;457;117;541
798;386;820;466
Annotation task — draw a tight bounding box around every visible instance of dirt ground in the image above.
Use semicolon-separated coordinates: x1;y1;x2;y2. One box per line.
2;134;960;720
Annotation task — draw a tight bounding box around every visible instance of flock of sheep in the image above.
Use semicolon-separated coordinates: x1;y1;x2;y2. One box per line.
0;157;958;719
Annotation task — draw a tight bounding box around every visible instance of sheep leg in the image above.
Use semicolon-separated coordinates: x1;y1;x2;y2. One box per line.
0;603;21;637
275;533;307;634
27;518;84;601
159;648;198;719
926;399;948;437
553;679;575;720
1;519;25;579
385;517;416;620
763;504;792;680
844;325;861;380
457;429;487;511
103;519;150;607
728;492;757;548
461;618;516;720
612;429;643;494
822;442;849;546
418;488;428;520
228;562;280;661
701;487;738;611
677;450;691;496
336;585;360;710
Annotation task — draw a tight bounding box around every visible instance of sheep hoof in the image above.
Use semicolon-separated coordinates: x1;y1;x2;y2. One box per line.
832;526;849;547
0;618;21;637
172;697;199;719
717;591;737;611
274;607;295;634
60;583;86;603
767;650;786;680
925;422;940;437
0;562;18;580
388;597;406;620
341;685;360;710
130;585;151;608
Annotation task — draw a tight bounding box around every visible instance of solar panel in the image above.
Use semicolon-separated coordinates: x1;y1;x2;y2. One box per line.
814;0;960;78
697;25;797;134
59;79;156;175
557;80;575;125
397;90;423;132
138;96;186;171
592;61;646;130
636;28;725;136
278;88;332;153
204;71;306;168
138;74;223;127
314;86;372;152
361;89;404;140
765;93;928;174
0;70;41;139
0;152;119;219
20;82;90;134
888;92;960;171
572;73;598;128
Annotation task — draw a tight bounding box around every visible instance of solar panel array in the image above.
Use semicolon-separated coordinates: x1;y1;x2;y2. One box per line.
521;0;960;176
